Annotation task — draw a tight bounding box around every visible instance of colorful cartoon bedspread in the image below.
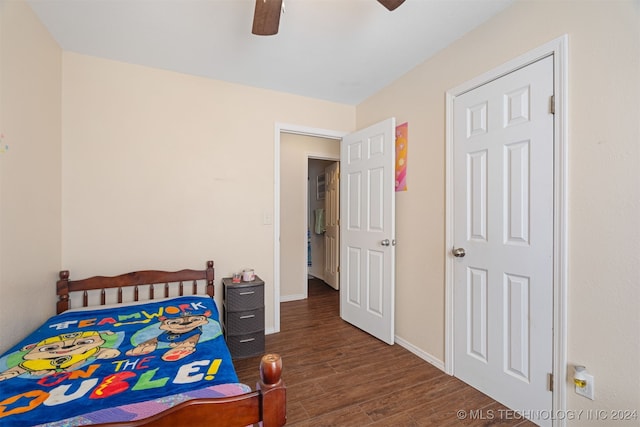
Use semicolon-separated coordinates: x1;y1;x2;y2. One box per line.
35;382;252;427
0;295;239;426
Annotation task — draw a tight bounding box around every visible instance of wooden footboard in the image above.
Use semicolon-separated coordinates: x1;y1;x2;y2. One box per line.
94;354;286;427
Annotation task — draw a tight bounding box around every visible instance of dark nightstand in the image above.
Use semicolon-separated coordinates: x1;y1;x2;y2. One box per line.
222;276;265;359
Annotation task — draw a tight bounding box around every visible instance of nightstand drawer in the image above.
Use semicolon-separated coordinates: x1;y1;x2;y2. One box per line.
225;284;264;311
225;307;264;335
226;331;265;359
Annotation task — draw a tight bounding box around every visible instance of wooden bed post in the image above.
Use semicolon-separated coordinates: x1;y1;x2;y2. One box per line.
206;260;215;297
56;270;71;314
258;354;287;427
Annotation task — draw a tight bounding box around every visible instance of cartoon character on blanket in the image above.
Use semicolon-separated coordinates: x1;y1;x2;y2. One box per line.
125;310;211;361
0;310;211;381
0;331;121;380
0;296;238;426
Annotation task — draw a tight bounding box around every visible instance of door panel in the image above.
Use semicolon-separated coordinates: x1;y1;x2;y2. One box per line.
341;118;396;345
324;162;340;290
453;56;554;423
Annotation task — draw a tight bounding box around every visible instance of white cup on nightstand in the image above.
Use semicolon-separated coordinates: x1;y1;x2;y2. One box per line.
242;269;255;282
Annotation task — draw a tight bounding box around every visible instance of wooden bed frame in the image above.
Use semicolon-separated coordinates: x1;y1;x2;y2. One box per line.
55;260;286;427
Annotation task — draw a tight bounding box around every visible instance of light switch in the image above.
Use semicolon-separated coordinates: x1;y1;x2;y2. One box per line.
263;212;272;225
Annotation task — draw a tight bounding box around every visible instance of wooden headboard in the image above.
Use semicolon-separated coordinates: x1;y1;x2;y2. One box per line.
56;260;215;314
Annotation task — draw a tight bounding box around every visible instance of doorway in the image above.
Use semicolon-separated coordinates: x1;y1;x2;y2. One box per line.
274;132;340;308
274;119;398;346
307;158;340;290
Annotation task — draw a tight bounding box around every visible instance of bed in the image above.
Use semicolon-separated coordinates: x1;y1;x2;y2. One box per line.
0;260;286;427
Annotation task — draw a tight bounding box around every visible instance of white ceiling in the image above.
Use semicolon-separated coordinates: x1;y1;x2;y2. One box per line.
27;0;514;105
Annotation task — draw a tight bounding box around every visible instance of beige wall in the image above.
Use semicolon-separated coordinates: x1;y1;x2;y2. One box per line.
0;0;62;352
357;0;639;419
280;134;339;299
61;53;354;333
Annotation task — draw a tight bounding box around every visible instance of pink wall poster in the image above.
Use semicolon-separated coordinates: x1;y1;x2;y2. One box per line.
395;122;408;192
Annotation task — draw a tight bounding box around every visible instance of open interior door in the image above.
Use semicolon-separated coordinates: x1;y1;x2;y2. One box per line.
340;118;396;345
324;162;340;290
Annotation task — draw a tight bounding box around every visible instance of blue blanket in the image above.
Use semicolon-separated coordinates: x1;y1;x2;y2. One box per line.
0;296;238;426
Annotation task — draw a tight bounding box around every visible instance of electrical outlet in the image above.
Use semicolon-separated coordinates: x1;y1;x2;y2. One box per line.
575;372;595;400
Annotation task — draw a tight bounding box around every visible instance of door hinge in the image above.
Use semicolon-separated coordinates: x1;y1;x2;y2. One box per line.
549;95;555;115
547;373;554;392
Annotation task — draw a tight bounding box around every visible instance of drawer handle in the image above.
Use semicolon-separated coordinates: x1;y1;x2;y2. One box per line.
239;338;256;343
239;291;255;295
239;314;256;319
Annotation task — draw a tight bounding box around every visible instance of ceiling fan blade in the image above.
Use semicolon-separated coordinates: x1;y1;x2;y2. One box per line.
252;0;283;36
377;0;406;11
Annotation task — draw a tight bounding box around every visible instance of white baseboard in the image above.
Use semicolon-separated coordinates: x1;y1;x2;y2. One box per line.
395;335;446;373
279;294;305;303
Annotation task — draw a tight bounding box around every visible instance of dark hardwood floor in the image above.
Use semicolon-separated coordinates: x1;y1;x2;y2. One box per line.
234;278;535;426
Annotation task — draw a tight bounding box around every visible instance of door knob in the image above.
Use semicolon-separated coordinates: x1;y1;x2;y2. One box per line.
381;239;391;246
452;247;466;258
